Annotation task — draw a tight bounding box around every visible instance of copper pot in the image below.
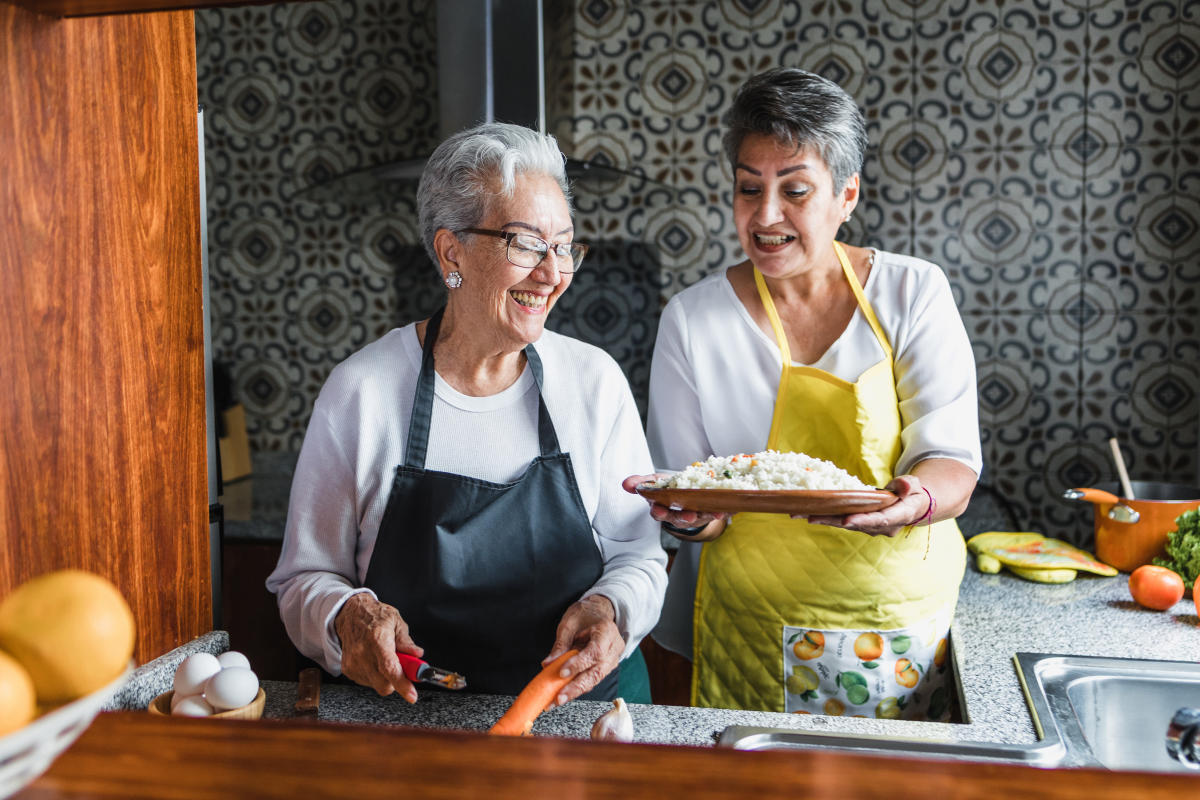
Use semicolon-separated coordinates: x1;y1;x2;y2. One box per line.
1065;481;1200;572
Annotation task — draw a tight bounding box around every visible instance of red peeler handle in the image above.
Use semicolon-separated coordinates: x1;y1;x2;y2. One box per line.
395;652;426;683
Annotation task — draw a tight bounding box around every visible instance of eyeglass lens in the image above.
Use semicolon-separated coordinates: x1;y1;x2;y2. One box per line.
508;233;586;273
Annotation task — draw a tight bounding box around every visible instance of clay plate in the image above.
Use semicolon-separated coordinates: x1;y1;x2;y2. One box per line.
636;485;897;516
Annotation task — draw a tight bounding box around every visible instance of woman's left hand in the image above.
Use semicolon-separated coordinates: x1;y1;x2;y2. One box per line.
804;474;931;537
541;595;625;706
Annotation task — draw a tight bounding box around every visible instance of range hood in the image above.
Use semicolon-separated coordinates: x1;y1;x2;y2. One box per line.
295;0;666;206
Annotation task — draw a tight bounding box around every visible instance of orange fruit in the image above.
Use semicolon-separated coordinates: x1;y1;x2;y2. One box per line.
0;570;135;704
853;632;883;661
823;698;846;716
894;658;919;689
0;650;36;735
792;631;824;660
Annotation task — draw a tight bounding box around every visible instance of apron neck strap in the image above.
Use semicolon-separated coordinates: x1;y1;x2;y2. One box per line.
751;241;893;364
405;308;560;469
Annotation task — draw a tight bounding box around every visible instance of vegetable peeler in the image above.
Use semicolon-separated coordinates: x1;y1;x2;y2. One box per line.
395;653;467;690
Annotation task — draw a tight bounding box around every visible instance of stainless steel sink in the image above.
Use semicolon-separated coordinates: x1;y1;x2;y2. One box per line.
718;725;1065;765
1016;652;1200;773
720;652;1200;771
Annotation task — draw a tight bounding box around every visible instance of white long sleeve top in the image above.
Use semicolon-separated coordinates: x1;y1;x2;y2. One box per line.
649;250;982;658
267;324;668;674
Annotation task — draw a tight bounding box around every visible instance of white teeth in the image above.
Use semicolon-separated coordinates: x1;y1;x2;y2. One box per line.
755;234;794;246
510;291;548;308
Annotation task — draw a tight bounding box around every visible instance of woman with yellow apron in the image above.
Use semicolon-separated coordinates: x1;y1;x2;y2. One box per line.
691;245;965;716
625;68;980;718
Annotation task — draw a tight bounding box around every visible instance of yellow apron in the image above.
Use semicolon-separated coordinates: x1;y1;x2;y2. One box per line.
692;242;966;715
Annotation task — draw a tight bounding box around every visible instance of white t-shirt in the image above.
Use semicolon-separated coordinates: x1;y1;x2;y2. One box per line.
267;324;668;674
648;251;983;658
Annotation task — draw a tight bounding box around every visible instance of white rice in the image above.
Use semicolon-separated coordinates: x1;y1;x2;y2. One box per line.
655;450;872;491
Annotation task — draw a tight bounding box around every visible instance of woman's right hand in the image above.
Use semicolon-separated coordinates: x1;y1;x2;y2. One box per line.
334;592;423;702
621;474;729;542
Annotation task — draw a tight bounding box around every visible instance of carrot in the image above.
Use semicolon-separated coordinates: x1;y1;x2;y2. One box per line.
488;649;579;736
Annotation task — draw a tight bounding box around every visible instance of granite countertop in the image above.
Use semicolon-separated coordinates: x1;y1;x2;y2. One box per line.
197;453;1200;749
114;569;1200;752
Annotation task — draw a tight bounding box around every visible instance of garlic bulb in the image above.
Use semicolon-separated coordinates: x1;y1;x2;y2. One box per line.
590;697;634;742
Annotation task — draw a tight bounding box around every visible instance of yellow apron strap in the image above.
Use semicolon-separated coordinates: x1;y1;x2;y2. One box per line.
752;267;792;450
752;266;791;362
755;243;893;364
832;241;892;360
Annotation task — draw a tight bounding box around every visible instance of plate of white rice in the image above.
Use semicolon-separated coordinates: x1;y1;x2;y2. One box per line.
637;450;896;515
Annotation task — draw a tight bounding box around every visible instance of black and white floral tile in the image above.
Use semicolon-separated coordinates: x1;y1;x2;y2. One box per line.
197;0;1200;546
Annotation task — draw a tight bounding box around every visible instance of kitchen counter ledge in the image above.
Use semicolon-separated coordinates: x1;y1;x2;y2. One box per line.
244;567;1200;750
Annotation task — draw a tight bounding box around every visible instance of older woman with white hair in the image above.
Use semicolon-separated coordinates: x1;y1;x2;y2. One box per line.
269;122;667;705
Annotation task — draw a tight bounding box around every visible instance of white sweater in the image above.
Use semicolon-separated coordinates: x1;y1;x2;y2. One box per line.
649;250;982;657
267;324;668;674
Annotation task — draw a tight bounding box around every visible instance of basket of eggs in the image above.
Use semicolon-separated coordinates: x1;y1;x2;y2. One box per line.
0;570;136;799
149;651;264;720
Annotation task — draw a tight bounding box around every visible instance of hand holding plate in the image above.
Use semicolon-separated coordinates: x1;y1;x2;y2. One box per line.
622;473;729;539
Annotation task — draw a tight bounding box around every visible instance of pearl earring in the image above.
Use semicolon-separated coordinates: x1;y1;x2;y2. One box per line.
843;213;853;224
445;271;462;289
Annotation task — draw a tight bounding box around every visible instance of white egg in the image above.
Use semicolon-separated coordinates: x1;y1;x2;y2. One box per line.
204;667;259;711
171;690;201;712
172;694;215;717
173;653;222;698
217;650;251;670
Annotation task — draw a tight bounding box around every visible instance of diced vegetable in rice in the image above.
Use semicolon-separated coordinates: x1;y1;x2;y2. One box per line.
654;450;872;491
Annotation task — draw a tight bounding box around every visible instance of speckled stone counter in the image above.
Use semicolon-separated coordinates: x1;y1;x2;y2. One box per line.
104;630;229;712
188;453;1200;750
152;569;1190;750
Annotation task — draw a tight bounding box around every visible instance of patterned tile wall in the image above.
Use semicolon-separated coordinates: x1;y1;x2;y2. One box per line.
198;0;1200;546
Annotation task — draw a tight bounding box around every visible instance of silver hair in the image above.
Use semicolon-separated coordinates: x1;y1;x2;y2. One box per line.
721;68;867;194
417;122;571;267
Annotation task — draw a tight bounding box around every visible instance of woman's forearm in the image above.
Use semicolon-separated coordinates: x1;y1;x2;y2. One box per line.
909;458;978;523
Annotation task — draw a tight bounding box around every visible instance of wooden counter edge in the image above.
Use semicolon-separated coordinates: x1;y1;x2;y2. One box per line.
17;711;1195;799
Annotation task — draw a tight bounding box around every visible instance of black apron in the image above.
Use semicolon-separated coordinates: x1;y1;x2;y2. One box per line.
363;308;619;698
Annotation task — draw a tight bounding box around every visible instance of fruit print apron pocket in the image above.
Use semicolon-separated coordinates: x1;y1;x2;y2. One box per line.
783;610;954;721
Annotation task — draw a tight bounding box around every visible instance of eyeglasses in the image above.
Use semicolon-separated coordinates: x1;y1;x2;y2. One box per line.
456;228;588;273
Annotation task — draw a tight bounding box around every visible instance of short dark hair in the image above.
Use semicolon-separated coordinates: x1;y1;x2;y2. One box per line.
721;68;867;194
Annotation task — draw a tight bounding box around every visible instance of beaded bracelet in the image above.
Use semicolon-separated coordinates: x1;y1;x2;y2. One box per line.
662;520;706;537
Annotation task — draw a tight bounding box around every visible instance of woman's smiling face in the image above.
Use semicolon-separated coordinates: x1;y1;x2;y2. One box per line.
732;133;858;279
451;172;575;350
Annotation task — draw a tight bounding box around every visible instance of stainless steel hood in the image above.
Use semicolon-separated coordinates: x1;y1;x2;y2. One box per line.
296;0;664;206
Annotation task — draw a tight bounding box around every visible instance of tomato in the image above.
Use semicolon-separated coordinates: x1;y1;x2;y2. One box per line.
1128;565;1185;611
1194;575;1200;619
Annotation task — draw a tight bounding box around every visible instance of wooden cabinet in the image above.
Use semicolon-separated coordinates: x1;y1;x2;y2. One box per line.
221;538;305;682
0;4;209;663
7;1;283;17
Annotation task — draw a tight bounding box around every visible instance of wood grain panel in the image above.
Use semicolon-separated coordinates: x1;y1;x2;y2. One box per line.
7;1;285;18
21;712;1200;800
0;4;209;663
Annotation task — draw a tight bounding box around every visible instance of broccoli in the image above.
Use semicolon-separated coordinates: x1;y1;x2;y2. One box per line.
1153;509;1200;585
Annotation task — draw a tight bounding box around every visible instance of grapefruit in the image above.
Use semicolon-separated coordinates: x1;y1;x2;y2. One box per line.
0;570;135;704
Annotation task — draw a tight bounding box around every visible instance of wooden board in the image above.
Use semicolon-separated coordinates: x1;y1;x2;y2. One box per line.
0;4;209;663
18;712;1200;800
8;1;282;17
